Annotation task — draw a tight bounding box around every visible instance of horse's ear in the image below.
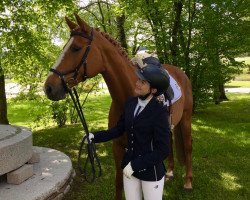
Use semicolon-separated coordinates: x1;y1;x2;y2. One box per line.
74;13;91;33
65;16;78;30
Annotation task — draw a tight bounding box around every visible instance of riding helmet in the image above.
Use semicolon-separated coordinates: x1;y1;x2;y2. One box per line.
136;64;170;96
142;56;162;67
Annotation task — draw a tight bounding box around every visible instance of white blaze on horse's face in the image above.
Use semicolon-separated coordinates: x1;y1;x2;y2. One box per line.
48;38;74;76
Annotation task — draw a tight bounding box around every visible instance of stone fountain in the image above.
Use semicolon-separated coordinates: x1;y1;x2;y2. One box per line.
0;125;75;200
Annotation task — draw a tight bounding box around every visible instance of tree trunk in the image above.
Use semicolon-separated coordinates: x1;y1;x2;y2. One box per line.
213;83;228;104
116;13;128;50
170;0;183;66
178;0;196;77
0;66;9;124
97;1;107;33
218;83;228;102
144;1;169;63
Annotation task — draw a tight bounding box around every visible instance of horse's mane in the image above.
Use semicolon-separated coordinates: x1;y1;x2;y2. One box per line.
95;28;134;66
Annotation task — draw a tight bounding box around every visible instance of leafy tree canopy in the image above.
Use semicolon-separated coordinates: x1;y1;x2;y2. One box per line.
0;0;76;85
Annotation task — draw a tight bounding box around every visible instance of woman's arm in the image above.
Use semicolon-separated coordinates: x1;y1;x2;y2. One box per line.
93;112;125;143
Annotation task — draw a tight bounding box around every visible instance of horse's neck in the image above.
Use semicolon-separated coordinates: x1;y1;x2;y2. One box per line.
101;47;136;105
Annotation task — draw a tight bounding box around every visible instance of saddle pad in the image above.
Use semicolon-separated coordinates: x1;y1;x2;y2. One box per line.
158;73;182;107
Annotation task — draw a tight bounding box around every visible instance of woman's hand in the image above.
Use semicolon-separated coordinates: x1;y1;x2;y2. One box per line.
84;133;94;144
123;162;134;178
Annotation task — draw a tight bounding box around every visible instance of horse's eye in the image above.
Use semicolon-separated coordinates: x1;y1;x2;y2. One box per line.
71;45;81;52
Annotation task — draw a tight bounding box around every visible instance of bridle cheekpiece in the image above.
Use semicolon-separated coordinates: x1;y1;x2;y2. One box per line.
50;28;93;91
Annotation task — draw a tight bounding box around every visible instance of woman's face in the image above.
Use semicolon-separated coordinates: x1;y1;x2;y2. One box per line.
134;79;151;96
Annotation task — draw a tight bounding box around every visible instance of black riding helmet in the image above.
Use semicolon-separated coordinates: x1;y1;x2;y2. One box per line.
142;56;162;67
136;64;170;96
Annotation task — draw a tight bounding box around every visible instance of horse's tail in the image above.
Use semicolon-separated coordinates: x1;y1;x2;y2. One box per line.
174;123;186;166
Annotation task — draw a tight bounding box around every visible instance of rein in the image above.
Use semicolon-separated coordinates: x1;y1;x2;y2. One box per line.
71;87;101;183
49;28;101;183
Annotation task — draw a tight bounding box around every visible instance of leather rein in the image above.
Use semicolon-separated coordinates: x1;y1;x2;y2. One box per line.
49;28;101;183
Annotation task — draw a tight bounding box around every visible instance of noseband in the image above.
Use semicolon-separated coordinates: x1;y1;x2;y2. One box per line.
49;28;101;183
50;28;93;91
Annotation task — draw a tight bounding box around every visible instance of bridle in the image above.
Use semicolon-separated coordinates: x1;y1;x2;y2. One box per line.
49;28;101;183
50;29;93;87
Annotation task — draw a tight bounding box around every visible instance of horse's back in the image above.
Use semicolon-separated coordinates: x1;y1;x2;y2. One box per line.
163;64;193;126
164;64;193;111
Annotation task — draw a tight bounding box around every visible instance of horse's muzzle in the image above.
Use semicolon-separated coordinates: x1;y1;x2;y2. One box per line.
44;83;66;101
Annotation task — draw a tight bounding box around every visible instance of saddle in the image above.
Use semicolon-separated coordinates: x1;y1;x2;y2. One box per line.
161;71;182;107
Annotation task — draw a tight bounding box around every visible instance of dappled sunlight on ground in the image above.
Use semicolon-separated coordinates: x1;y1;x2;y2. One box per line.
98;150;108;157
220;172;242;191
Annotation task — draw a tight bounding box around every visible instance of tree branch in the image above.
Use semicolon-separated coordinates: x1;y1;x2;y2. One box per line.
78;1;111;11
170;0;183;65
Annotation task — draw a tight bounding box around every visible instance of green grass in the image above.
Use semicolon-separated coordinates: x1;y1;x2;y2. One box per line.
8;98;51;128
235;57;250;65
233;57;250;81
7;93;250;200
225;81;250;88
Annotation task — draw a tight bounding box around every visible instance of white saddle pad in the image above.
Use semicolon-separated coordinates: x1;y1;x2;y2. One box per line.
158;74;182;107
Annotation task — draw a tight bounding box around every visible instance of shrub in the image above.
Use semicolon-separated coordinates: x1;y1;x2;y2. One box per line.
50;99;69;127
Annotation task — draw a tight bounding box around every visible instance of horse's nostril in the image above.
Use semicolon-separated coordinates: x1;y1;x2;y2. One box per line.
45;85;52;95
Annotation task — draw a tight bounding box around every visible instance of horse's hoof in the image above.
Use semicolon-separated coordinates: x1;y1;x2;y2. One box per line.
184;183;193;192
165;175;174;181
183;187;193;192
165;171;174;181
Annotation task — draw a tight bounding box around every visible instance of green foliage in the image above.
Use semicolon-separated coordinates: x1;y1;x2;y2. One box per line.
7;97;52;129
77;1;118;35
123;0;250;106
7;90;111;130
12;91;40;101
2;0;250;112
50;99;69;127
0;0;77;91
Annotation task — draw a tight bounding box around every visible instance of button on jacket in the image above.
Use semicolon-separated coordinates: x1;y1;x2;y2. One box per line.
93;96;170;181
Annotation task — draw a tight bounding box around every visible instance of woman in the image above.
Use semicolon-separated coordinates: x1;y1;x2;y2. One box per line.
87;60;170;200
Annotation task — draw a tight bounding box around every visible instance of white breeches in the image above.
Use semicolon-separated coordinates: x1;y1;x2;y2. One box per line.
123;175;165;200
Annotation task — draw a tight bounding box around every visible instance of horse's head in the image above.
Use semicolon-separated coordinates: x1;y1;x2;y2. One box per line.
44;14;104;101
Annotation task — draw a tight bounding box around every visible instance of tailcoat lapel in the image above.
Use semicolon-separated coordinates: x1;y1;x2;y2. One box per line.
134;98;156;121
127;98;138;123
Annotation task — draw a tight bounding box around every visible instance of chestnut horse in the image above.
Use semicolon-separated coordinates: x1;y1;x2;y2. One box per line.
44;14;193;199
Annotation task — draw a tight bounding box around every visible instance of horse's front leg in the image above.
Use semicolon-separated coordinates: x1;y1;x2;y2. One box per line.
112;139;125;200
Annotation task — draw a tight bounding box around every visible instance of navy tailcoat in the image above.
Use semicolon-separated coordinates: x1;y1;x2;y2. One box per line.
93;96;170;181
